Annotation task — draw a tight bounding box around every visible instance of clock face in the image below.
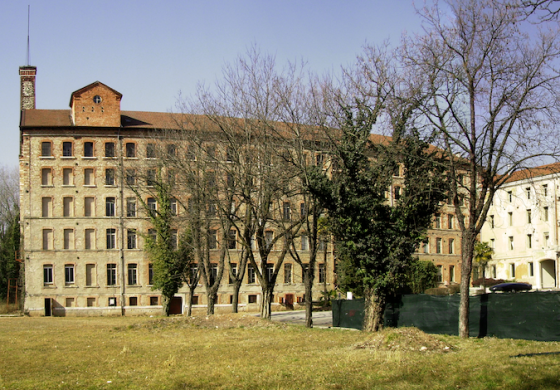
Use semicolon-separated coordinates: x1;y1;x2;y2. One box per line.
23;81;33;97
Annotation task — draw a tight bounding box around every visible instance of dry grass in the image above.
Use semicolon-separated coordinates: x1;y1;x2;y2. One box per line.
0;300;19;315
1;314;560;389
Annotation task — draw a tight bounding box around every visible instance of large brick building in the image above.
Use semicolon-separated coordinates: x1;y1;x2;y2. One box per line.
19;67;462;316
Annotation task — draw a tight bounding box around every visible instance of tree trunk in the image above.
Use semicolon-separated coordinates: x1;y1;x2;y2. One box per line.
261;287;273;319
186;288;196;317
363;287;386;332
232;280;242;313
162;295;171;317
459;233;475;338
207;291;216;315
304;272;313;328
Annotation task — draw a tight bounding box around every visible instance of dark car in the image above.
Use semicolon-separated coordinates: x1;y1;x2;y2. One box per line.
489;282;532;292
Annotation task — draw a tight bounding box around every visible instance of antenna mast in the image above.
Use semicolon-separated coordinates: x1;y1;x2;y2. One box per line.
26;5;30;66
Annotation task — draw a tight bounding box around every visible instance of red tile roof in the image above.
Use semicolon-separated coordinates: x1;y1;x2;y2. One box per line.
505;162;560;183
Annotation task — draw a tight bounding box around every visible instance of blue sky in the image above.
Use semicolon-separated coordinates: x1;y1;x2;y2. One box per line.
0;1;424;168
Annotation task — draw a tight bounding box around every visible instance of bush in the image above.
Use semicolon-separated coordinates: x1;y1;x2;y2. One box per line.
471;278;505;288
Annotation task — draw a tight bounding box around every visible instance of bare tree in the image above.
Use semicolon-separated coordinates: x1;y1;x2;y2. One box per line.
404;0;560;337
0;166;20;301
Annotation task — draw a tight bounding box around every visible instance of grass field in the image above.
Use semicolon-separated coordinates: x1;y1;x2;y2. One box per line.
1;314;560;389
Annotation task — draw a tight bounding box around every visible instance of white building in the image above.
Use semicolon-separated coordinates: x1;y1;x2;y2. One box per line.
480;163;560;289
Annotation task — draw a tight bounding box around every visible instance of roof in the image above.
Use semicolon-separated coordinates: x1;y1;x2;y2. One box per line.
505;162;560;183
20;109;188;130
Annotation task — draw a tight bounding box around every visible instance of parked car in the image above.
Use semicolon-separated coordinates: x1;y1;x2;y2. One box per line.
489;282;532;292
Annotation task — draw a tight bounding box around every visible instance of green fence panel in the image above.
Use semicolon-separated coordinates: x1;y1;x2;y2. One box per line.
333;292;560;341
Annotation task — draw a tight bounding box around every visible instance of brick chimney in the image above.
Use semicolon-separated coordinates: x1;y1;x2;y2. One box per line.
19;66;37;110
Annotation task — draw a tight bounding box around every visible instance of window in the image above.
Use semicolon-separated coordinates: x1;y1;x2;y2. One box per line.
210;263;218;285
126;169;136;185
62;142;73;157
450;265;455;283
208;229;217;249
105;168;115;186
167;144;176;157
63;229;74;249
65;264;75;284
84;142;94;157
436;265;443;283
42;229;53;250
301;264;309;283
207;203;217;217
43;265;53;285
490;238;495;249
490;215;495;229
41;142;52;157
41;197;52;217
85;229;95;249
265;231;274;250
149;264;154;285
127;229;137;249
508;191;513;202
247;265;256;284
106;228;116;249
529;262;534;277
318;239;327;252
148;229;157;243
147;169;156;186
434;214;441;229
105;142;115;158
248;295;257;304
84;197;95;217
108;297;117;306
527;209;532;224
63;168;73;185
65;298;75;308
126;198;136;217
316;153;324;167
283;202;291;220
87;298;96;307
170;230;178;250
266;264;274;281
105;197;115;217
526;187;531;199
63;197;73;217
127;297;137;306
147;197;157;215
107;264;117;286
149;296;158;306
544;207;549;222
284;263;292;284
423;241;429;254
527;234;532;249
510;263;516;278
508;212;513;226
41;168;52;186
447;214;454;229
319;263;326;283
227;173;234;188
146;143;155;158
187;145;196;161
436;238;442;254
301;235;308;251
448;238;454;254
543;184;548;197
228;263;237;284
128;264;138;285
226;147;233;162
228;229;237;250
125;143;136;158
394;186;401;200
86;264;96;286
457;174;464;185
300;203;306;217
509;236;514;250
170;198;178;215
491;265;496;278
84;168;95;186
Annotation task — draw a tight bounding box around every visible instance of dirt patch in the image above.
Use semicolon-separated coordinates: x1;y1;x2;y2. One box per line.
355;327;455;353
127;313;288;331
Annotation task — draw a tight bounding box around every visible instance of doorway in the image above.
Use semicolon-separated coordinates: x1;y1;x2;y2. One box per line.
169;297;183;315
